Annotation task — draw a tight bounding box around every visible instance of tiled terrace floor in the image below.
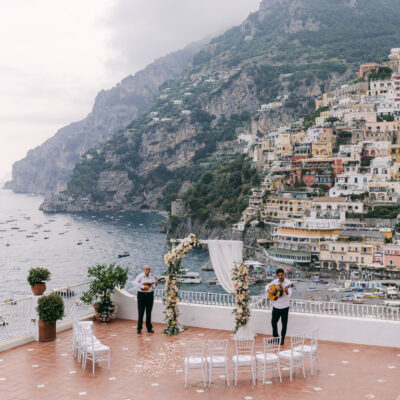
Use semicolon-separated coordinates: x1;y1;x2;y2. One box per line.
0;319;399;400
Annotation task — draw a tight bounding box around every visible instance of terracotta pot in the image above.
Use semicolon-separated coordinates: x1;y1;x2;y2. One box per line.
32;283;46;296
38;320;56;342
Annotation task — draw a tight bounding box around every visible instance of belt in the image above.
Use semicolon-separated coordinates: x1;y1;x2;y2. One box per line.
138;291;154;294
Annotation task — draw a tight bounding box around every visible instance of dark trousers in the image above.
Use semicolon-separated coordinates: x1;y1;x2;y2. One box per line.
137;291;154;331
271;306;289;343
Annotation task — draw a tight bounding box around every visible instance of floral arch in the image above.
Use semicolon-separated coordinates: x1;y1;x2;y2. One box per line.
163;233;196;335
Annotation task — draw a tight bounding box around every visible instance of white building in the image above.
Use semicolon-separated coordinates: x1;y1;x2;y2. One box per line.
370;157;391;181
329;173;372;197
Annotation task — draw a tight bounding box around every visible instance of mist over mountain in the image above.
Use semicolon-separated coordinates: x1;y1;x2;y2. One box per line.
5;41;203;194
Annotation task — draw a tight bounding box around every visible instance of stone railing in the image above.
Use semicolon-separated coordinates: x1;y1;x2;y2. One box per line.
0;282;93;344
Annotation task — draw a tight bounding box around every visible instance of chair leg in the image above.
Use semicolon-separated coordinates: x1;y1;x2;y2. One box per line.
301;358;306;379
290;360;293;382
262;362;266;385
208;363;212;387
108;352;111;370
92;355;95;375
201;363;206;388
316;353;319;372
277;360;282;383
184;365;188;388
251;364;256;385
225;364;230;386
234;365;238;386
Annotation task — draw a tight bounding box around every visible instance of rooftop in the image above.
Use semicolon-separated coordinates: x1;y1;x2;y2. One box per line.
1;319;399;400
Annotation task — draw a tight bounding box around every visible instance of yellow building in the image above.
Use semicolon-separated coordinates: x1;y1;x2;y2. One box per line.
261;198;311;220
312;141;332;158
319;241;374;270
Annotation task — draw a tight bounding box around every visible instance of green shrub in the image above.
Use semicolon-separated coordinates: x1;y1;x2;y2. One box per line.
81;263;128;321
36;293;64;324
27;267;51;286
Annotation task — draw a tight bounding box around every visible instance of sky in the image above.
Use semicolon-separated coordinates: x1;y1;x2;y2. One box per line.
0;0;260;182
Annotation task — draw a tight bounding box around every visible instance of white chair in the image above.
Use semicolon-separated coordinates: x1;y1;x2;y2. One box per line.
295;328;319;375
72;319;94;359
184;340;207;388
278;333;306;382
78;324;110;374
256;337;282;384
207;339;230;387
232;338;255;386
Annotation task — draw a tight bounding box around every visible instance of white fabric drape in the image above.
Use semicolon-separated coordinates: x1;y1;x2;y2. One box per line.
206;240;243;293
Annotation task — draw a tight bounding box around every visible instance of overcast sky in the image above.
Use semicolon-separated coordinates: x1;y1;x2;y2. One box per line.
0;0;260;181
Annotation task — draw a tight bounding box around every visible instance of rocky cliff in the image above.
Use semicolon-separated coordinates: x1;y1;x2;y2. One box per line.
6;42;203;194
40;0;400;217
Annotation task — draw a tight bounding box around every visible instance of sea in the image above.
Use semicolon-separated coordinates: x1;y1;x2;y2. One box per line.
0;189;218;301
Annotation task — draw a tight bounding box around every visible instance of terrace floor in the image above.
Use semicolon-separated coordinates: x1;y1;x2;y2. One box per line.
0;319;399;400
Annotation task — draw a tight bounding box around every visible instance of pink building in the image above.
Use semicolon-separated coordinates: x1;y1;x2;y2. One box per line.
383;244;400;269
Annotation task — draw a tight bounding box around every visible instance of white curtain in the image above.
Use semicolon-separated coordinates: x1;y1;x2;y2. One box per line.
206;240;243;293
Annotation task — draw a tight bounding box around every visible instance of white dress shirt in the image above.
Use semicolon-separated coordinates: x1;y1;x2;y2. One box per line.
134;272;156;293
266;278;292;309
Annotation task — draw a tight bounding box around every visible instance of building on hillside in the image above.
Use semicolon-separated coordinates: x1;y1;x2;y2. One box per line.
319;241;374;270
311;197;364;220
383;244;400;269
261;197;311;220
356;63;379;78
362;141;390;158
329;173;372;197
370;157;391;181
368;181;400;203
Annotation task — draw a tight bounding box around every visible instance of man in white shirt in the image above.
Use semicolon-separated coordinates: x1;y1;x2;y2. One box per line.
266;268;292;346
134;265;158;334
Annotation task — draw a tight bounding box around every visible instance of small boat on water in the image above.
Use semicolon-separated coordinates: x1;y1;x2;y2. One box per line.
208;278;218;285
77;241;83;245
178;271;202;284
44;237;49;240
118;251;130;258
26;235;33;238
307;287;318;292
43;230;51;232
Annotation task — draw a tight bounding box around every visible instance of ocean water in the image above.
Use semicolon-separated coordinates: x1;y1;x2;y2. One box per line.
0;189;216;301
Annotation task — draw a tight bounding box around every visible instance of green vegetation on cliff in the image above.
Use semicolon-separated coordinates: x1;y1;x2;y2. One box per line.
183;155;260;225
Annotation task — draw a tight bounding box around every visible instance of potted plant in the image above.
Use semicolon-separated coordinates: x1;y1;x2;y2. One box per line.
81;263;128;322
36;293;64;342
27;267;51;295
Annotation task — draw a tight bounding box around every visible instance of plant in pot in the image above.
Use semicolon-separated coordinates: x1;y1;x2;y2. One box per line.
27;267;51;295
36;293;64;342
81;263;128;323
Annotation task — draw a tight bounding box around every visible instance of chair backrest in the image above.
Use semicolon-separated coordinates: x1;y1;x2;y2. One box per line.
263;337;280;354
234;338;254;359
78;323;95;349
311;328;319;350
184;340;205;360
207;339;229;359
291;333;305;354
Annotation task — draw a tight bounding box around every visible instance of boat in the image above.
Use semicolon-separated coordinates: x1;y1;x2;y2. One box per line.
208;278;218;285
118;251;130;258
43;230;51;232
307;287;318;292
44;237;49;240
77;241;83;245
178;271;202;284
26;235;33;238
319;279;329;285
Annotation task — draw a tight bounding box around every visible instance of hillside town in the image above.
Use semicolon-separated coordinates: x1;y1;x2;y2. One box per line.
233;48;400;277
